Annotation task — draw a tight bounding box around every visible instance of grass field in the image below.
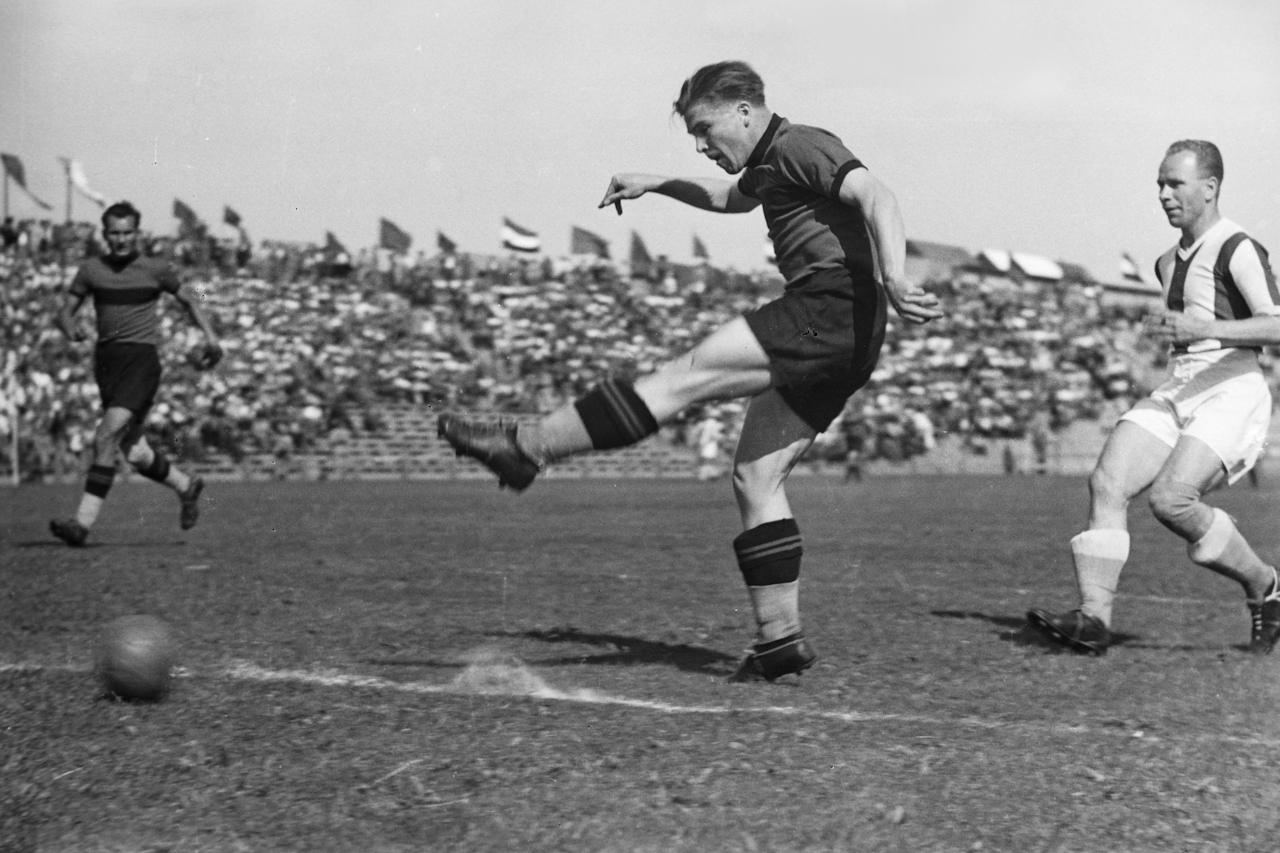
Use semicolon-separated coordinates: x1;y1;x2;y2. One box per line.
3;473;1279;852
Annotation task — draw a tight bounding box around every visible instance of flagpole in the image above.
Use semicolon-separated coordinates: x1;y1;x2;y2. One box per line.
65;165;73;224
3;171;8;219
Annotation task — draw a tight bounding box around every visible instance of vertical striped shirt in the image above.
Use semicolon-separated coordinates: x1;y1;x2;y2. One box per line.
1155;218;1280;364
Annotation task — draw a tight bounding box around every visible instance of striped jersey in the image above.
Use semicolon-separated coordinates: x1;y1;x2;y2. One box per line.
1154;218;1280;365
69;255;181;347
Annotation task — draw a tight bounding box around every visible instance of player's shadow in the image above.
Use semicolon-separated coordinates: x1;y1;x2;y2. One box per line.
499;627;738;675
12;540;187;549
930;609;1141;649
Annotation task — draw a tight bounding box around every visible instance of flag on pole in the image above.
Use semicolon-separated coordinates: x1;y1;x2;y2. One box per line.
501;217;541;253
173;198;205;233
692;234;709;260
629;231;653;272
379;218;413;253
223;206;242;228
324;231;348;255
1120;252;1146;283
2;153;53;210
59;158;106;207
437;231;457;254
570;226;610;259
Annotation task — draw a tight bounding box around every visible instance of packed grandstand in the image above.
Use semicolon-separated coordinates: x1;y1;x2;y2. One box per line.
1;217;1204;482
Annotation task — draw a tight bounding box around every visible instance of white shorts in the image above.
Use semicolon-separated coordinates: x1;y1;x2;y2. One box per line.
1120;352;1271;484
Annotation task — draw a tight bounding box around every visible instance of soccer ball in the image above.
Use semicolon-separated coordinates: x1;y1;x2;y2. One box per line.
97;615;177;702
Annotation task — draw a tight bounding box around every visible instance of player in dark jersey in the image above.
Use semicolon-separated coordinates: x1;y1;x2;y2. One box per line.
439;61;941;682
49;201;223;547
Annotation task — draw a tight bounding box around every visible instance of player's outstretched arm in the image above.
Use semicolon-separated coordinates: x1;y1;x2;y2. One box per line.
838;168;942;325
599;173;759;214
1144;311;1280;348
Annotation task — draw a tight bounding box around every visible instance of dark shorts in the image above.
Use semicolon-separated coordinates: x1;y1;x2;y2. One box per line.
743;265;886;433
94;342;162;417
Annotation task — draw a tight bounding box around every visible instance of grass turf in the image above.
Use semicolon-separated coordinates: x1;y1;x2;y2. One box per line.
3;475;1279;852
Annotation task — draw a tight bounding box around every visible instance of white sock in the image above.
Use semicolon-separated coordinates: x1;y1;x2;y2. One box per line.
1188;508;1274;600
75;494;105;528
1071;529;1130;627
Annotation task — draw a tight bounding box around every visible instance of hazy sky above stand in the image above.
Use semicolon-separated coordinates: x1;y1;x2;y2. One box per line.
2;0;1277;280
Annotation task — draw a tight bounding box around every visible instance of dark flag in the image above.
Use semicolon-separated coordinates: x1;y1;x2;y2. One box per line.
2;153;53;210
325;231;348;255
501;217;541;253
173;198;203;231
629;231;652;277
692;234;709;260
570;226;610;259
379;218;412;253
223;206;242;228
437;231;457;254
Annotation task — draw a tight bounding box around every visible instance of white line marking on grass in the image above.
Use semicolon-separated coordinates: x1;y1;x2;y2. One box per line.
6;659;1278;749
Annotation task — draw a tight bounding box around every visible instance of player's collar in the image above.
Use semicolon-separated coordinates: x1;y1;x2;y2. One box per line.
744;114;785;170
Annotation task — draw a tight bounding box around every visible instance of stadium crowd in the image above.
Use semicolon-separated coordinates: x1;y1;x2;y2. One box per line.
2;217;1169;480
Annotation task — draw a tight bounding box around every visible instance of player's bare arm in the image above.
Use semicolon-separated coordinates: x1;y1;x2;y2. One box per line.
837;168;942;324
1144;311;1280;348
172;283;223;364
599;173;759;214
55;292;88;341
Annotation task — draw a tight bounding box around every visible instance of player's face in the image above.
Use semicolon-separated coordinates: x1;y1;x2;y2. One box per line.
103;215;140;259
1157;151;1215;230
684;100;752;174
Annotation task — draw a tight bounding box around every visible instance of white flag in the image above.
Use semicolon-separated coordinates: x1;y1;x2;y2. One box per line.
60;157;107;207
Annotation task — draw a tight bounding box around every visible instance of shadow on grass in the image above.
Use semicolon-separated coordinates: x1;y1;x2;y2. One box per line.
500;627;738;674
930;609;1142;650
12;540;188;549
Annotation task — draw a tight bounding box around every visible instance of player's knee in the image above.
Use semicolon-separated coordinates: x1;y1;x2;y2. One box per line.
1147;479;1207;535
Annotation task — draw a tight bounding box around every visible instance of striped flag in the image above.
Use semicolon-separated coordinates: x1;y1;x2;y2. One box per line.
501;217;540;253
60;158;107;207
570;226;610;259
1;153;53;210
379;218;412;253
692;234;709;260
1120;252;1144;282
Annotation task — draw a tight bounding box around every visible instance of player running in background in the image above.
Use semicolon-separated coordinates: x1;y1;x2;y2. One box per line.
49;201;222;547
1029;140;1280;655
440;61;942;681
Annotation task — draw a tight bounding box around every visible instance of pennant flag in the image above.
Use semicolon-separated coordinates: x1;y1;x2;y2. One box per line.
379;217;412;253
2;153;53;210
173;198;206;235
324;231;348;255
692;234;709;260
59;158;107;207
570;225;610;259
1120;252;1144;283
437;231;457;254
223;206;242;228
501;217;541;253
630;231;652;268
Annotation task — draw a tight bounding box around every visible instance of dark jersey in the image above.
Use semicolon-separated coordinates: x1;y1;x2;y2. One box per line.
737;115;874;285
69;255;181;346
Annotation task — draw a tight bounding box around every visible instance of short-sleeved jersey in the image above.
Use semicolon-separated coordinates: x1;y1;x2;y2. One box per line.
1154;218;1280;367
736;115;872;286
69;255;181;346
